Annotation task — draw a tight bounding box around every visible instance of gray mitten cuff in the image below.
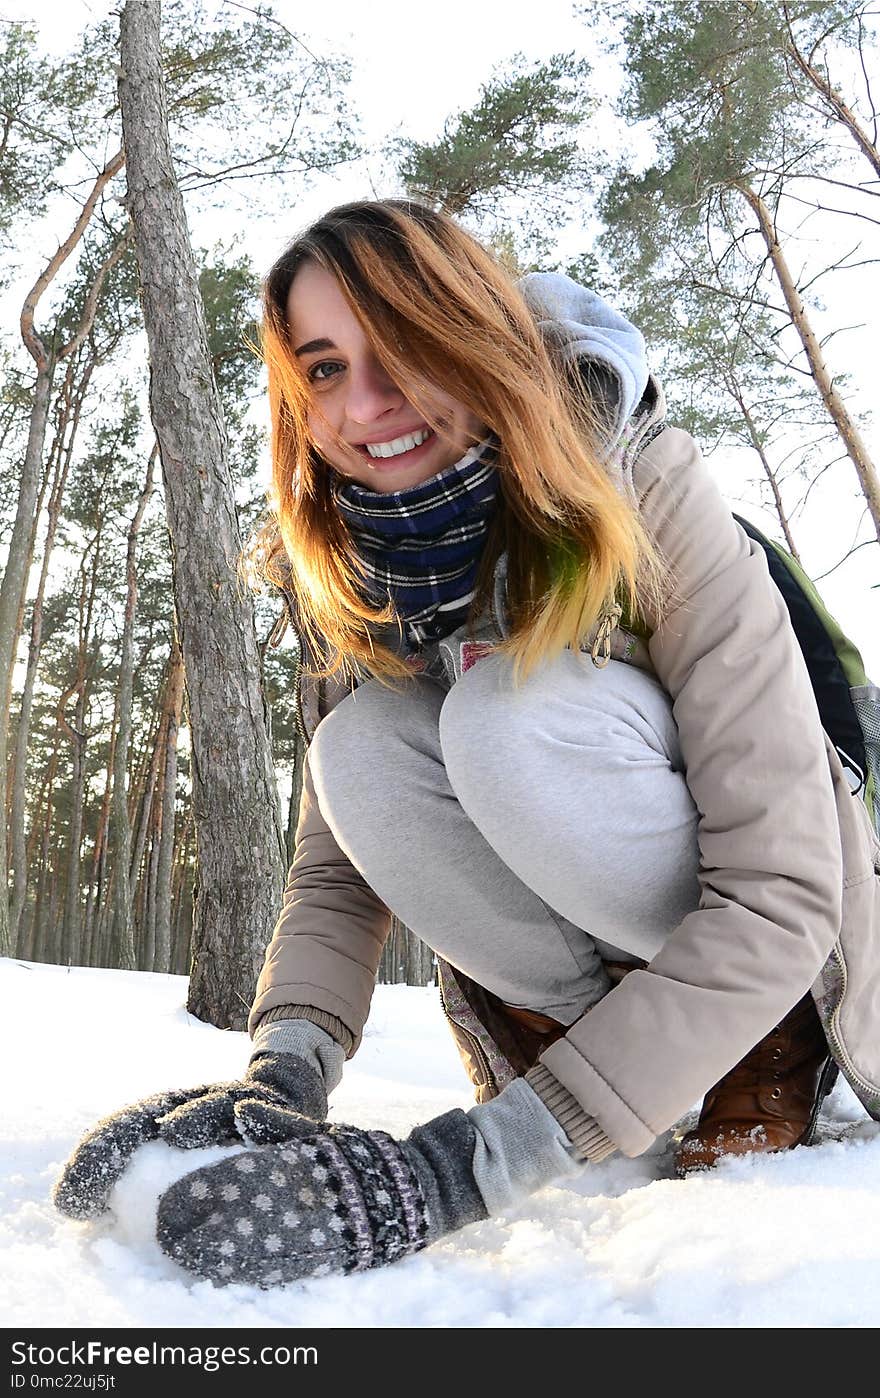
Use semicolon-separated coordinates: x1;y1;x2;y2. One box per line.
253;1003;355;1056
467;1076;588;1215
250;1018;345;1096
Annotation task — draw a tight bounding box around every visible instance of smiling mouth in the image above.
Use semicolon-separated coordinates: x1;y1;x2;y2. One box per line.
355;428;437;464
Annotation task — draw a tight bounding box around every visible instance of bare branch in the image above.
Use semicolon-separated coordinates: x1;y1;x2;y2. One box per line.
856;11;879;148
812;527;876;581
798;245;874;297
762;168;880;198
777;188;880;227
19;147;125;371
58;224;133;362
782;0;880;178
790;457;842;518
221;0;325;67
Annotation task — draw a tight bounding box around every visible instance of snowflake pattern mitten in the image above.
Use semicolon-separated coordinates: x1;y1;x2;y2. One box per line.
156;1109;488;1286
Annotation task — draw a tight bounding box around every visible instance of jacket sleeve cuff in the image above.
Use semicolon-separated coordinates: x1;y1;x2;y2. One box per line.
525;1063;618;1163
250;1003;355;1057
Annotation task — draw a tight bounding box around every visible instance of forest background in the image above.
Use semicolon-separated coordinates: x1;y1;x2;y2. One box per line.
1;0;877;1029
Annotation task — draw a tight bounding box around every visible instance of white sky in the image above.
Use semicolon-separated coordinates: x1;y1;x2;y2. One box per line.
4;0;878;674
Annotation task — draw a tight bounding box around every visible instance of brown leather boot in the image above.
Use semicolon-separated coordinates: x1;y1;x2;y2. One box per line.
675;994;837;1176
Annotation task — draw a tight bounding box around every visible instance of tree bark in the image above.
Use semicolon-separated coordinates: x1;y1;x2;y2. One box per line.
119;0;285;1028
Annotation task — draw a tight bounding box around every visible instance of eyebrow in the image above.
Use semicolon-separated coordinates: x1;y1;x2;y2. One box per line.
294;337;337;357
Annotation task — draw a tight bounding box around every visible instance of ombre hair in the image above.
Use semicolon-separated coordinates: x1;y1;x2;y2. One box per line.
247;198;671;688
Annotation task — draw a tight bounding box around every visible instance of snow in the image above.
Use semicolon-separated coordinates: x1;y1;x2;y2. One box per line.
3;956;879;1327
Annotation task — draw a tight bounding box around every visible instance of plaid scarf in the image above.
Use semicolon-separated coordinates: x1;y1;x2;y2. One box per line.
332;432;501;646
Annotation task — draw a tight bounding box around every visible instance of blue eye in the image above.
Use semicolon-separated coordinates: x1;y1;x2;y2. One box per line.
308;361;343;383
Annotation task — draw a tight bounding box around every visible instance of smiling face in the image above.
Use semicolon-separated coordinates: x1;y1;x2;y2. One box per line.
286;259;488;493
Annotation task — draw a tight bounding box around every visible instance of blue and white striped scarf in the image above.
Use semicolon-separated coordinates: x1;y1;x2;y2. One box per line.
332;432;501;646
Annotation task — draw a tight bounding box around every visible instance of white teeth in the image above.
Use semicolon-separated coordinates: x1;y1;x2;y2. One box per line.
365;428;430;459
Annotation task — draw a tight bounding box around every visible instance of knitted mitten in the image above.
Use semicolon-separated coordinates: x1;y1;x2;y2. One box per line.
155;1051;329;1149
54;1028;341;1222
156;1109;486;1286
156;1078;588;1287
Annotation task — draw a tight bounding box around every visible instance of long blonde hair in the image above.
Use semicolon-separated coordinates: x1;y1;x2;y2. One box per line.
249;198;669;688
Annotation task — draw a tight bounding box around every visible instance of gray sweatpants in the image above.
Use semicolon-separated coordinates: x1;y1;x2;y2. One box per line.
309;650;702;1025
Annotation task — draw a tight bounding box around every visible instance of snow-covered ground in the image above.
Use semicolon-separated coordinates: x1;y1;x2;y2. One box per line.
3;956;879;1327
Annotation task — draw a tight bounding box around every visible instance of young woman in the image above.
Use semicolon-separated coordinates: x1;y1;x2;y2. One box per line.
55;199;880;1289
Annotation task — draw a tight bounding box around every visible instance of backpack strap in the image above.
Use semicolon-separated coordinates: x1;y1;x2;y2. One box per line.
732;512;869;799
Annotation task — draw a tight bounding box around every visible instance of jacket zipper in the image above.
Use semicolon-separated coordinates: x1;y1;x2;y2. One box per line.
489;589;501;639
437;975;497;1092
268;587;310;749
288;621;309;750
489;568;505;642
822;939;880;1101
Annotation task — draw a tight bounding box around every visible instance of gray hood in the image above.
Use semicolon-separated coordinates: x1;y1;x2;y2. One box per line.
517;271;649;451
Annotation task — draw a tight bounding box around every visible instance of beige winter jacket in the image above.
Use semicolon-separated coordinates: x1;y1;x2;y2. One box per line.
249;419;880;1154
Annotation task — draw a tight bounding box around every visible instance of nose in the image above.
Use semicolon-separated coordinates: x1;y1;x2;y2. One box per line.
344;353;407;426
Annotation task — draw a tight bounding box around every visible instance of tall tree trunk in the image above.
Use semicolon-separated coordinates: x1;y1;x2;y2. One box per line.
128;697;163;889
61;686;88;966
0;151;124;954
0;367;51;955
5;424;52;837
119;0;285;1029
129;739;160;906
4;370;65;845
60;507;105;963
21;738;59;962
83;720;115;968
171;807;193;975
48;869;62;964
109;445;157;970
379;917;436;987
736;183;880;541
10;356;94;946
153;635;184;972
142;827;161;972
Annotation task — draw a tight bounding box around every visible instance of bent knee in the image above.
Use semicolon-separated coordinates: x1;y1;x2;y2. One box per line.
311;674;444;788
439;649;682;791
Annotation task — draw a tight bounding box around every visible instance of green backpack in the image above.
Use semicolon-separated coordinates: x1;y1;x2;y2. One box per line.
606;505;878;837
731;514;878;837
